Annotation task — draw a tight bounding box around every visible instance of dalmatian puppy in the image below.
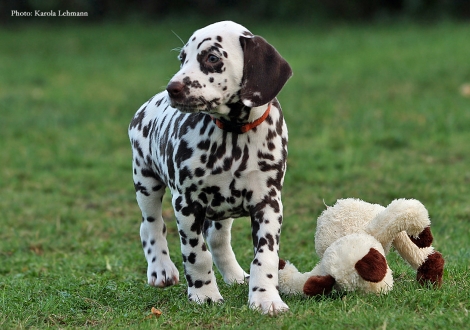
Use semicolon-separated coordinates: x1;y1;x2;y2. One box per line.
129;21;292;314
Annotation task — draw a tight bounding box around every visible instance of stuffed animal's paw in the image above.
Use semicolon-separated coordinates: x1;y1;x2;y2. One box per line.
409;227;433;248
417;251;444;287
302;275;336;296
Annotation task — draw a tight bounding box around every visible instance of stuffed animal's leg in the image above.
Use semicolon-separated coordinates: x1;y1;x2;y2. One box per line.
365;199;431;253
278;260;335;296
393;230;444;287
302;273;336;296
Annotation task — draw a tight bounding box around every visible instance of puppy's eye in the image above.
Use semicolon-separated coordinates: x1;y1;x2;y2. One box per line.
207;54;219;63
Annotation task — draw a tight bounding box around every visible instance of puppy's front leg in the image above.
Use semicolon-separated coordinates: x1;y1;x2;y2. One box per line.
249;197;289;314
173;195;223;303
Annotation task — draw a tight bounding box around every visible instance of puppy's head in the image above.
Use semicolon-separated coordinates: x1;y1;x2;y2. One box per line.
166;21;292;115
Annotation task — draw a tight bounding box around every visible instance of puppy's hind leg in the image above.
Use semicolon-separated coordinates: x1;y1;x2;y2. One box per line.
204;218;249;284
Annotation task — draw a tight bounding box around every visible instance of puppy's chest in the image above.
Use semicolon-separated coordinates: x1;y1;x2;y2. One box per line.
159;123;279;187
183;143;272;220
150;111;285;219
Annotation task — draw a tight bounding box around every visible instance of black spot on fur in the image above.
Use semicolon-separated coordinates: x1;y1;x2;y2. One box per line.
179;167;193;186
129;106;146;130
197;140;210;150
188;253;196;264
258;237;267;249
223;157;232;171
200;154;207;164
132;140;144;159
197;37;212;49
174;196;183;212
189;238;199;247
257;150;275;161
234;145;250;177
186;274;194;287
152;184;163;191
142;122;151;138
265;233;275;251
251;217;260;249
195;168;205;177
198;192;208;204
175;140;193;167
165;143;175;182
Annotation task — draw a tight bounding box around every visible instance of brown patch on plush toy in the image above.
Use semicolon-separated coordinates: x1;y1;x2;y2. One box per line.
303;275;336;296
279;259;286;270
409;227;433;248
354;248;388;283
417;251;444;287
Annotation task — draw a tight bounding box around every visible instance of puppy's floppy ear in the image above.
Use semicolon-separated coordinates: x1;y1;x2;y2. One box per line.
239;35;292;107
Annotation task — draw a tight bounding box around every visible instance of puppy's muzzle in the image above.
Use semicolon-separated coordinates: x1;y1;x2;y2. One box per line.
167;81;185;101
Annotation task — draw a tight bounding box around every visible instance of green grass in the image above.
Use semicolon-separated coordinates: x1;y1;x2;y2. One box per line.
1;19;470;328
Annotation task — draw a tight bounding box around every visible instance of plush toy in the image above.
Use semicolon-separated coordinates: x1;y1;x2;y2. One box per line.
279;198;444;297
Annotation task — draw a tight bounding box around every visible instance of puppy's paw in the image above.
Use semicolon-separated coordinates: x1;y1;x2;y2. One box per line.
249;292;289;315
147;259;179;288
188;291;224;304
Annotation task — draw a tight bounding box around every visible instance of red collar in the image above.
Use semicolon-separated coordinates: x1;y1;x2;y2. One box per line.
210;103;271;134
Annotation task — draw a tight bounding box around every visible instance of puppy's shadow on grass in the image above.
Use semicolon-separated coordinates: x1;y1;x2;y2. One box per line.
282;289;346;304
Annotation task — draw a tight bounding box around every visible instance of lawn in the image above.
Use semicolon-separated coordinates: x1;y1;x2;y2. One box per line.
1;18;469;329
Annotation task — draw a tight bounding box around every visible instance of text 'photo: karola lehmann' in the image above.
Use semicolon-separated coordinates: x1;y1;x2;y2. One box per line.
11;9;89;17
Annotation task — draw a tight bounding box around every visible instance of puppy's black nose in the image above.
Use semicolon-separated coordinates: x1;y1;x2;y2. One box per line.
166;81;185;99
